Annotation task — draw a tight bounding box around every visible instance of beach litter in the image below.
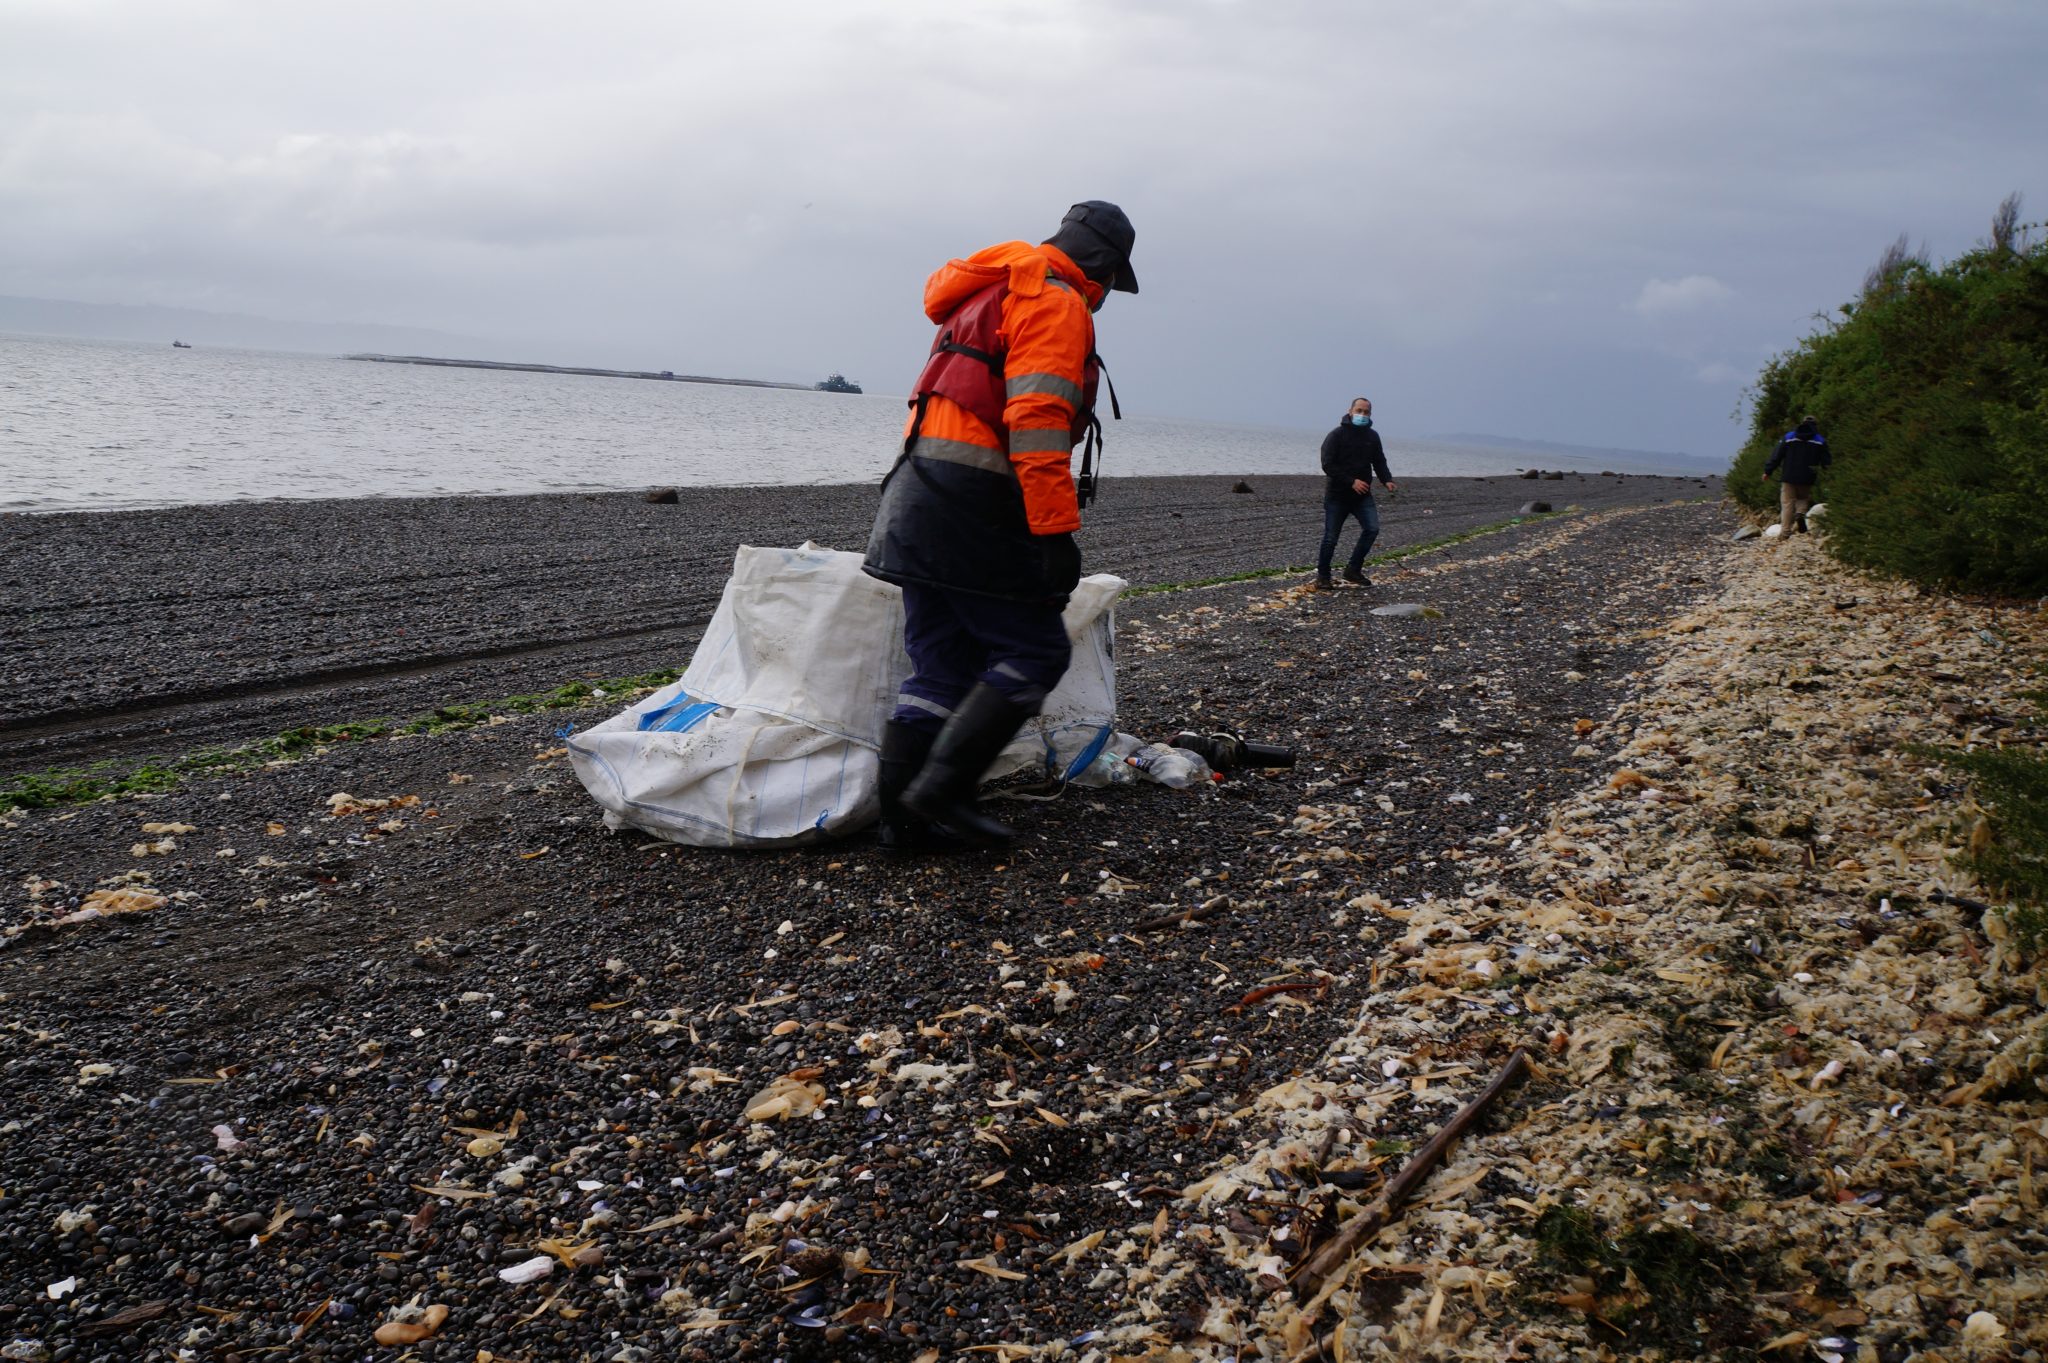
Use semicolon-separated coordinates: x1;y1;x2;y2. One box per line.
54;887;166;926
496;1256;554;1285
372;1302;449;1346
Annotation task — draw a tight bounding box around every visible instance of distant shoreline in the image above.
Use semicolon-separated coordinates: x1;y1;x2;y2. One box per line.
343;351;815;391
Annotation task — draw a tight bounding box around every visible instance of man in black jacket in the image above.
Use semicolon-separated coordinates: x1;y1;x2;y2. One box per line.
1316;397;1397;589
1760;415;1832;536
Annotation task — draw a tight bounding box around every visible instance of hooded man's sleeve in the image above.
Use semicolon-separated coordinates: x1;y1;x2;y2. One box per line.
1000;286;1092;535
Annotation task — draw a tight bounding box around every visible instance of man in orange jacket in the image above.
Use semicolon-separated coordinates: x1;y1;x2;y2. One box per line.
863;200;1138;849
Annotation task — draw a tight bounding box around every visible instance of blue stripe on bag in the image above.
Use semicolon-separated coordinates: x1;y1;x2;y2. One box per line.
636;697;720;733
1061;724;1114;782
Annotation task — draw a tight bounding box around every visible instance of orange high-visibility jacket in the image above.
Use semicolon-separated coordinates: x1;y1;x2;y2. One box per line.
902;241;1102;535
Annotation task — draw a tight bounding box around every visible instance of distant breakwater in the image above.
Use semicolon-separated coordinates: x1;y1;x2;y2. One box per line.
344;353;814;391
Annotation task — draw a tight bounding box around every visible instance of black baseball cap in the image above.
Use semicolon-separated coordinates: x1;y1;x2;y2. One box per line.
1062;200;1139;294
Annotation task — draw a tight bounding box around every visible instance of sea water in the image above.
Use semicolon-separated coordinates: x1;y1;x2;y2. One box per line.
1;334;1696;513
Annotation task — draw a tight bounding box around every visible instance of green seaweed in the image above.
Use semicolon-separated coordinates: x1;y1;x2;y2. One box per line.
0;668;682;814
1529;1205;1763;1355
1121;512;1567;598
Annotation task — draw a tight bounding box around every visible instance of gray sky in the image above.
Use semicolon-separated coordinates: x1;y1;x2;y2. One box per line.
3;0;2042;455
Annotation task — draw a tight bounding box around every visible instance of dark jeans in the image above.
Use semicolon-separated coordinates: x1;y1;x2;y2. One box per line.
892;583;1072;732
1318;492;1380;578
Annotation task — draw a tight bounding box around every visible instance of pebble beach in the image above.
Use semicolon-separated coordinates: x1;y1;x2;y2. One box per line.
4;479;2042;1361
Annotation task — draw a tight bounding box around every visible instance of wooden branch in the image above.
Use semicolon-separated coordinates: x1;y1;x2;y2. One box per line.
1292;1047;1531;1296
1133;896;1234;933
1930;890;1995;921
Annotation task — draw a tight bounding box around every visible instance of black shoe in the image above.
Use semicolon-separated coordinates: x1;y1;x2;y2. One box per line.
1795;515;1808;533
876;719;943;852
1342;568;1370;585
900;684;1036;847
1312;575;1335;591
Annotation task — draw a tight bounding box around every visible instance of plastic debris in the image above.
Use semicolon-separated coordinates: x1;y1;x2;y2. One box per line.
496;1256;555;1285
373;1302;449;1346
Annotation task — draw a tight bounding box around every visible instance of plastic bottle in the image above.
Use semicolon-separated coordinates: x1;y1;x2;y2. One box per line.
1126;744;1216;789
1089;753;1138;785
1077;751;1137;787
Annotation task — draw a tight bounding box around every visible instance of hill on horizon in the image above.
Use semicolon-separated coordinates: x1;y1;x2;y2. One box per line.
0;293;490;360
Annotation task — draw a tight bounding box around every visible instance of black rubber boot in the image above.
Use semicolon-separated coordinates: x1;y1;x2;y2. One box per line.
875;720;944;853
1342;567;1370;585
900;684;1036;848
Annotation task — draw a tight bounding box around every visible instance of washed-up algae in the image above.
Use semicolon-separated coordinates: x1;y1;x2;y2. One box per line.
1099;532;2046;1361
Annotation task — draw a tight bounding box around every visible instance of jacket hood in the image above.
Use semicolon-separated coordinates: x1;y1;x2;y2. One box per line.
923;241;1101;322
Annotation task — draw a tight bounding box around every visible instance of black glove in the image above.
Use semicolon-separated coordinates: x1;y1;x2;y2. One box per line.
1039;532;1082;598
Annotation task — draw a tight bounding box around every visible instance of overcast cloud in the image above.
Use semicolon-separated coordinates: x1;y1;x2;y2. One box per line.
2;0;2042;455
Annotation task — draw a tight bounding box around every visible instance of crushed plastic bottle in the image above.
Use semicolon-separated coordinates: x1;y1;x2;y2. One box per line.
1126;744;1216;789
1085;752;1138;786
1065;732;1144;788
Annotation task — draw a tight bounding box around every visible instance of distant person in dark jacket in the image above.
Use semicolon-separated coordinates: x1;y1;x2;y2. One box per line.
1761;415;1831;537
1315;397;1397;589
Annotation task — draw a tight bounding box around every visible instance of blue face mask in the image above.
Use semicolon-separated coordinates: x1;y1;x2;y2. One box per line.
1350;414;1371;427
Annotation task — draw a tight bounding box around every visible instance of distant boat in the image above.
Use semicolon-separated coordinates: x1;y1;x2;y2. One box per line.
171;340;192;349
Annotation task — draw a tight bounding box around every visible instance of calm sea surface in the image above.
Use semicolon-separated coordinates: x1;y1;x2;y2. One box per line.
2;334;1695;513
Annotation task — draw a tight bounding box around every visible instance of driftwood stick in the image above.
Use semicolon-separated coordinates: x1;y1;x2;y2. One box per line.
1133;896;1234;933
1930;890;1995;921
1293;1047;1531;1295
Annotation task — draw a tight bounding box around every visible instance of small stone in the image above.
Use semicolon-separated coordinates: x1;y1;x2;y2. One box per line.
642;488;679;504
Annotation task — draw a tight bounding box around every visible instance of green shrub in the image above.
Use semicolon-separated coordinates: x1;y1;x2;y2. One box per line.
1940;739;2048;955
1728;197;2048;593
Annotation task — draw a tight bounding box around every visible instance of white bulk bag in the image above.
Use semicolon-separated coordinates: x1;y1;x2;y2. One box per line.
985;571;1125;784
567;543;1124;848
